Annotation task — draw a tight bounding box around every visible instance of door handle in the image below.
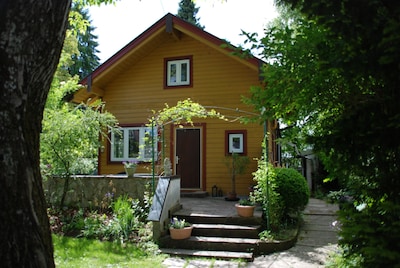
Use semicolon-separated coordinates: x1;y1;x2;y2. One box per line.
176;155;179;164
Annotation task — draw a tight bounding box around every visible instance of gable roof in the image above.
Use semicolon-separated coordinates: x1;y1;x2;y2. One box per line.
73;13;264;104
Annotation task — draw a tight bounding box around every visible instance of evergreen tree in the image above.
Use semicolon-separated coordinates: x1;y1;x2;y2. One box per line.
177;0;204;29
68;5;100;79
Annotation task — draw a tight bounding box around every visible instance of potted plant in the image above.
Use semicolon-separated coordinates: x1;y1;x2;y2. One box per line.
235;197;256;217
123;160;138;178
224;153;250;201
168;217;193;240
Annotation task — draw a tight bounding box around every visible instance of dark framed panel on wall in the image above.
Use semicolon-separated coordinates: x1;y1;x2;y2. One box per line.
225;130;247;155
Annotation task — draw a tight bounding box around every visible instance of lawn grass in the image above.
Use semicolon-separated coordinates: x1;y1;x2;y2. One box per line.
53;235;167;268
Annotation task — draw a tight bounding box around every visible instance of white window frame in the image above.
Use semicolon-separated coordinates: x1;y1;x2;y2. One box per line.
110;126;157;162
228;133;244;154
167;59;190;86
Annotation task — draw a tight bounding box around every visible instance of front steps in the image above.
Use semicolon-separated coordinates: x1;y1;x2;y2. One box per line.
180;191;208;198
193;223;260;238
161;248;254;261
159;213;264;261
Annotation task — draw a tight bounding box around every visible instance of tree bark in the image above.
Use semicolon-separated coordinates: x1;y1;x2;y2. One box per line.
0;1;71;267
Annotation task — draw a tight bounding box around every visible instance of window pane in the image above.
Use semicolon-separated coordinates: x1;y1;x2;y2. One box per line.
128;129;139;158
181;63;187;82
143;129;154;159
113;133;124;158
169;64;176;83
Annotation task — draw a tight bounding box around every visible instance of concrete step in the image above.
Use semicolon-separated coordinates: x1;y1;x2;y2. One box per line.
192;223;261;238
160;235;259;253
160;248;254;261
180;191;208;198
163;204;265;260
173;214;264;226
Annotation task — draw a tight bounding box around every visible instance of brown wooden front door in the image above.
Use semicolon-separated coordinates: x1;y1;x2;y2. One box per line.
175;128;201;189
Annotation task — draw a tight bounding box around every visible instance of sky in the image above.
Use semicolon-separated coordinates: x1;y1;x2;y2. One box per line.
89;0;278;63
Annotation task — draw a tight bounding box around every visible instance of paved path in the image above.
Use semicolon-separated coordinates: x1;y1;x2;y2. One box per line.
162;198;339;268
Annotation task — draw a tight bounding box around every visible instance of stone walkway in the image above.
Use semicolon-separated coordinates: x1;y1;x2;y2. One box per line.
162;198;339;268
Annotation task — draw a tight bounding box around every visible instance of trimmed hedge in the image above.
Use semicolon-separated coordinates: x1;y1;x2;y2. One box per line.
253;161;310;230
273;167;310;215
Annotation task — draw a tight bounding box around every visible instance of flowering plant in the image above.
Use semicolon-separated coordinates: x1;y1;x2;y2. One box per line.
122;160;138;168
238;193;256;206
239;198;255;206
169;217;191;229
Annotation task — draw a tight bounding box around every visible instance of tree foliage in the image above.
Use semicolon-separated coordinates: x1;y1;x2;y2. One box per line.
149;98;226;127
41;101;118;176
177;0;205;29
68;4;100;79
244;1;400;266
41;25;118;208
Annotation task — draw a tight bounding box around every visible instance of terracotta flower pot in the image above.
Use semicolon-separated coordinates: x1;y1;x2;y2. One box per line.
169;226;193;240
235;203;256;217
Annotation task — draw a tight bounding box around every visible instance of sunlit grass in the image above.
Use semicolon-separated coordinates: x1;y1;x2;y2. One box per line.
53;235;167;268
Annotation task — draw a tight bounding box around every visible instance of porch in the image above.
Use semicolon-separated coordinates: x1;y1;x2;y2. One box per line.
177;196;263;218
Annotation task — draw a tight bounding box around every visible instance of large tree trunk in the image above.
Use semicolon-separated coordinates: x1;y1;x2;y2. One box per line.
0;1;71;267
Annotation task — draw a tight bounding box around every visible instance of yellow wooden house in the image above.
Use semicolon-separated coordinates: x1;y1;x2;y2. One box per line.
72;13;273;197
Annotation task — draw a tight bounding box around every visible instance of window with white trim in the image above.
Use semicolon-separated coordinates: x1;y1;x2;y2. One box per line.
111;127;157;162
167;59;190;86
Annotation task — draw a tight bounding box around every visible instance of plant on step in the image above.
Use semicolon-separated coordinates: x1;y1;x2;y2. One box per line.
169;217;191;229
239;192;256;206
239;198;255;206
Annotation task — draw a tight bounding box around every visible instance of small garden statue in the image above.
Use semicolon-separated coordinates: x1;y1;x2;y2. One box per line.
163;157;172;176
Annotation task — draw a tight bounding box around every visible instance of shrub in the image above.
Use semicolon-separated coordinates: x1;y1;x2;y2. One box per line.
80;195;149;243
48;189;154;244
273;167;310;216
106;195;140;243
253;159;284;230
82;212;106;239
253;157;309;230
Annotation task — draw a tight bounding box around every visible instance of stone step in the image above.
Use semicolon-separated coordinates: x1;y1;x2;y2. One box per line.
192;223;261;238
160;248;254;261
161;199;276;261
160;235;259;253
180;191;209;198
173;214;264;226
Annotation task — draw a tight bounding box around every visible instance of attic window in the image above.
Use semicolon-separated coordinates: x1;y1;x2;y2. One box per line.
165;56;192;88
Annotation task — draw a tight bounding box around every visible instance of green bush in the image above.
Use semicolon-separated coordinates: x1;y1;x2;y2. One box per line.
253;157;309;230
82;212;106;239
273;167;310;215
253;159;284;230
80;195;149;243
109;195;139;242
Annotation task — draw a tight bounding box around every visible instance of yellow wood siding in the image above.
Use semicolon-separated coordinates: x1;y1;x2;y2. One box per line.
97;33;264;196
